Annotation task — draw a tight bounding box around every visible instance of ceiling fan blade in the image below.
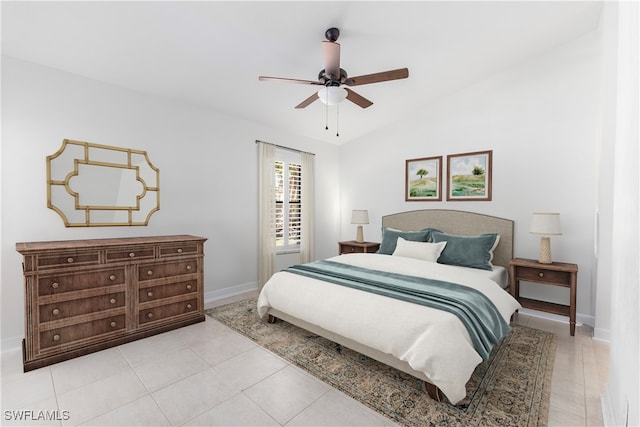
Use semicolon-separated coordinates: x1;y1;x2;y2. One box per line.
295;92;319;109
259;76;322;85
345;88;373;109
322;41;341;80
344;68;409;86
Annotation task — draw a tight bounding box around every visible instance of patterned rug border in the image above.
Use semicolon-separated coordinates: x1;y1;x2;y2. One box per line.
206;297;557;427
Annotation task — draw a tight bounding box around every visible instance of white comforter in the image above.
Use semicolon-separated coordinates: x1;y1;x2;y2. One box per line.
257;253;521;404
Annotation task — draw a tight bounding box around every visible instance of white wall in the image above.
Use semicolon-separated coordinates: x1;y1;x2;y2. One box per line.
339;31;602;327
0;56;341;350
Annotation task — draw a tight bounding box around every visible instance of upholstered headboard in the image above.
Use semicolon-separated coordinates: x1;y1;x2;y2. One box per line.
381;209;514;270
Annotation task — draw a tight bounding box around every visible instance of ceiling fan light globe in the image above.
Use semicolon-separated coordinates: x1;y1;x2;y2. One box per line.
317;87;347;105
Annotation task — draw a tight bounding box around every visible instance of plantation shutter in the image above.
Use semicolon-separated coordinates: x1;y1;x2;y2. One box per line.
274;159;302;250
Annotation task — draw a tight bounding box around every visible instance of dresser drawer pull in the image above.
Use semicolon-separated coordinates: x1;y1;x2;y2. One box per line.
186;265;192;271
177;248;183;253
52;308;60;316
53;334;60;342
538;272;544;278
110;321;117;328
129;252;136;258
67;257;74;263
51;282;59;289
147;312;154;319
186;304;192;309
147;291;153;297
109;275;116;281
110;298;116;304
186;284;192;290
147;270;153;276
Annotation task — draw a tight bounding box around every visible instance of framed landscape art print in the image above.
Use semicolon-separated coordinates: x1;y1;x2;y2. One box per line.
447;150;492;201
405;156;442;201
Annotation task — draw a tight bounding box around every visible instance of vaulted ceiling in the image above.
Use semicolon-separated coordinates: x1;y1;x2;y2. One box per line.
2;1;602;144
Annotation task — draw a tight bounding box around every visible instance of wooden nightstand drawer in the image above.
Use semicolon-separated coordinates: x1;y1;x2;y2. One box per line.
338;241;380;255
514;266;571;286
341;245;360;254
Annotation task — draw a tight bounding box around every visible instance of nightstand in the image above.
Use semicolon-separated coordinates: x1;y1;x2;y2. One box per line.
338;241;380;255
509;257;578;336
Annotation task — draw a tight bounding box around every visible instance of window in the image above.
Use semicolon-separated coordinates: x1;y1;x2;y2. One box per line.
274;151;302;252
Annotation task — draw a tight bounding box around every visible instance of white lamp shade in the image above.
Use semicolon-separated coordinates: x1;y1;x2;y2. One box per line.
351;210;369;225
530;212;562;235
318;86;347;105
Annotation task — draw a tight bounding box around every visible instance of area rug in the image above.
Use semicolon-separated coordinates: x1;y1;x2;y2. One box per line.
206;297;556;426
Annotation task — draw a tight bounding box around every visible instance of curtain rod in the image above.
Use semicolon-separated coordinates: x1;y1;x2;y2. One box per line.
255;140;316;156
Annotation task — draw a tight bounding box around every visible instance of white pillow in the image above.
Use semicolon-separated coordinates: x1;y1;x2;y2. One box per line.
392;237;447;262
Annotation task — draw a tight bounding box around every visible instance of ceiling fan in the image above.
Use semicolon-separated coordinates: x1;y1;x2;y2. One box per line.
259;27;409;110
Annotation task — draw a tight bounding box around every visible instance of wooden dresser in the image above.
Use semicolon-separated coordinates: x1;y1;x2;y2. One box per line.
16;235;207;371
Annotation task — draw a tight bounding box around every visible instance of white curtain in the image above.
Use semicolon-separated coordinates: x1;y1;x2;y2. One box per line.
604;2;640;426
300;152;315;263
258;142;276;290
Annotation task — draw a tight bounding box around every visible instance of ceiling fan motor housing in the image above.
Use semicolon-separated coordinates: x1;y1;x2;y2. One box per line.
318;68;348;85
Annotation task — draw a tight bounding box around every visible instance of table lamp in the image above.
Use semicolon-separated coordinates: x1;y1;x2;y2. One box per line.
351;210;369;243
530;212;562;264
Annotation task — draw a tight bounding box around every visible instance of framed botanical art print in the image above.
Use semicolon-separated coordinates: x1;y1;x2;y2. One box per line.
405;156;442;201
447;150;492;201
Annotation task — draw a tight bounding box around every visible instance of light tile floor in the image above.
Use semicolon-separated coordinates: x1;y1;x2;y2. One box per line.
1;293;609;426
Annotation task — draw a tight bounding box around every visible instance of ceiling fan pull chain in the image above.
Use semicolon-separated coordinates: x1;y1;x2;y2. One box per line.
325;86;329;130
336;104;340;137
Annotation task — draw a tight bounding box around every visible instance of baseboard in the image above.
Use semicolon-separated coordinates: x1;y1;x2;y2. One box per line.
518;307;594;327
577;313;596;329
204;281;258;304
593;327;611;342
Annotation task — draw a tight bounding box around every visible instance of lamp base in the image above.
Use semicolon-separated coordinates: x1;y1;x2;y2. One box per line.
537;236;552;264
355;225;364;243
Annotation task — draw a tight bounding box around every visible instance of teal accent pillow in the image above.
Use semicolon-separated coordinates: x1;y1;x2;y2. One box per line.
377;227;439;255
431;231;499;270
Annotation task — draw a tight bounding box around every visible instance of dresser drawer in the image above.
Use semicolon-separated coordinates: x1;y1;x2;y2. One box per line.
138;260;197;282
37;250;100;269
38;268;126;296
514;266;571;285
39;292;126;323
139;298;199;325
139;280;197;303
159;243;200;258
106;246;155;263
39;314;126;350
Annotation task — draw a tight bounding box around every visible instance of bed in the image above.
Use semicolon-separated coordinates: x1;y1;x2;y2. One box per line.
256;209;521;404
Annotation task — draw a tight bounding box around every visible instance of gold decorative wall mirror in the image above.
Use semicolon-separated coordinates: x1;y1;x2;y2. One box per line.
47;139;160;227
